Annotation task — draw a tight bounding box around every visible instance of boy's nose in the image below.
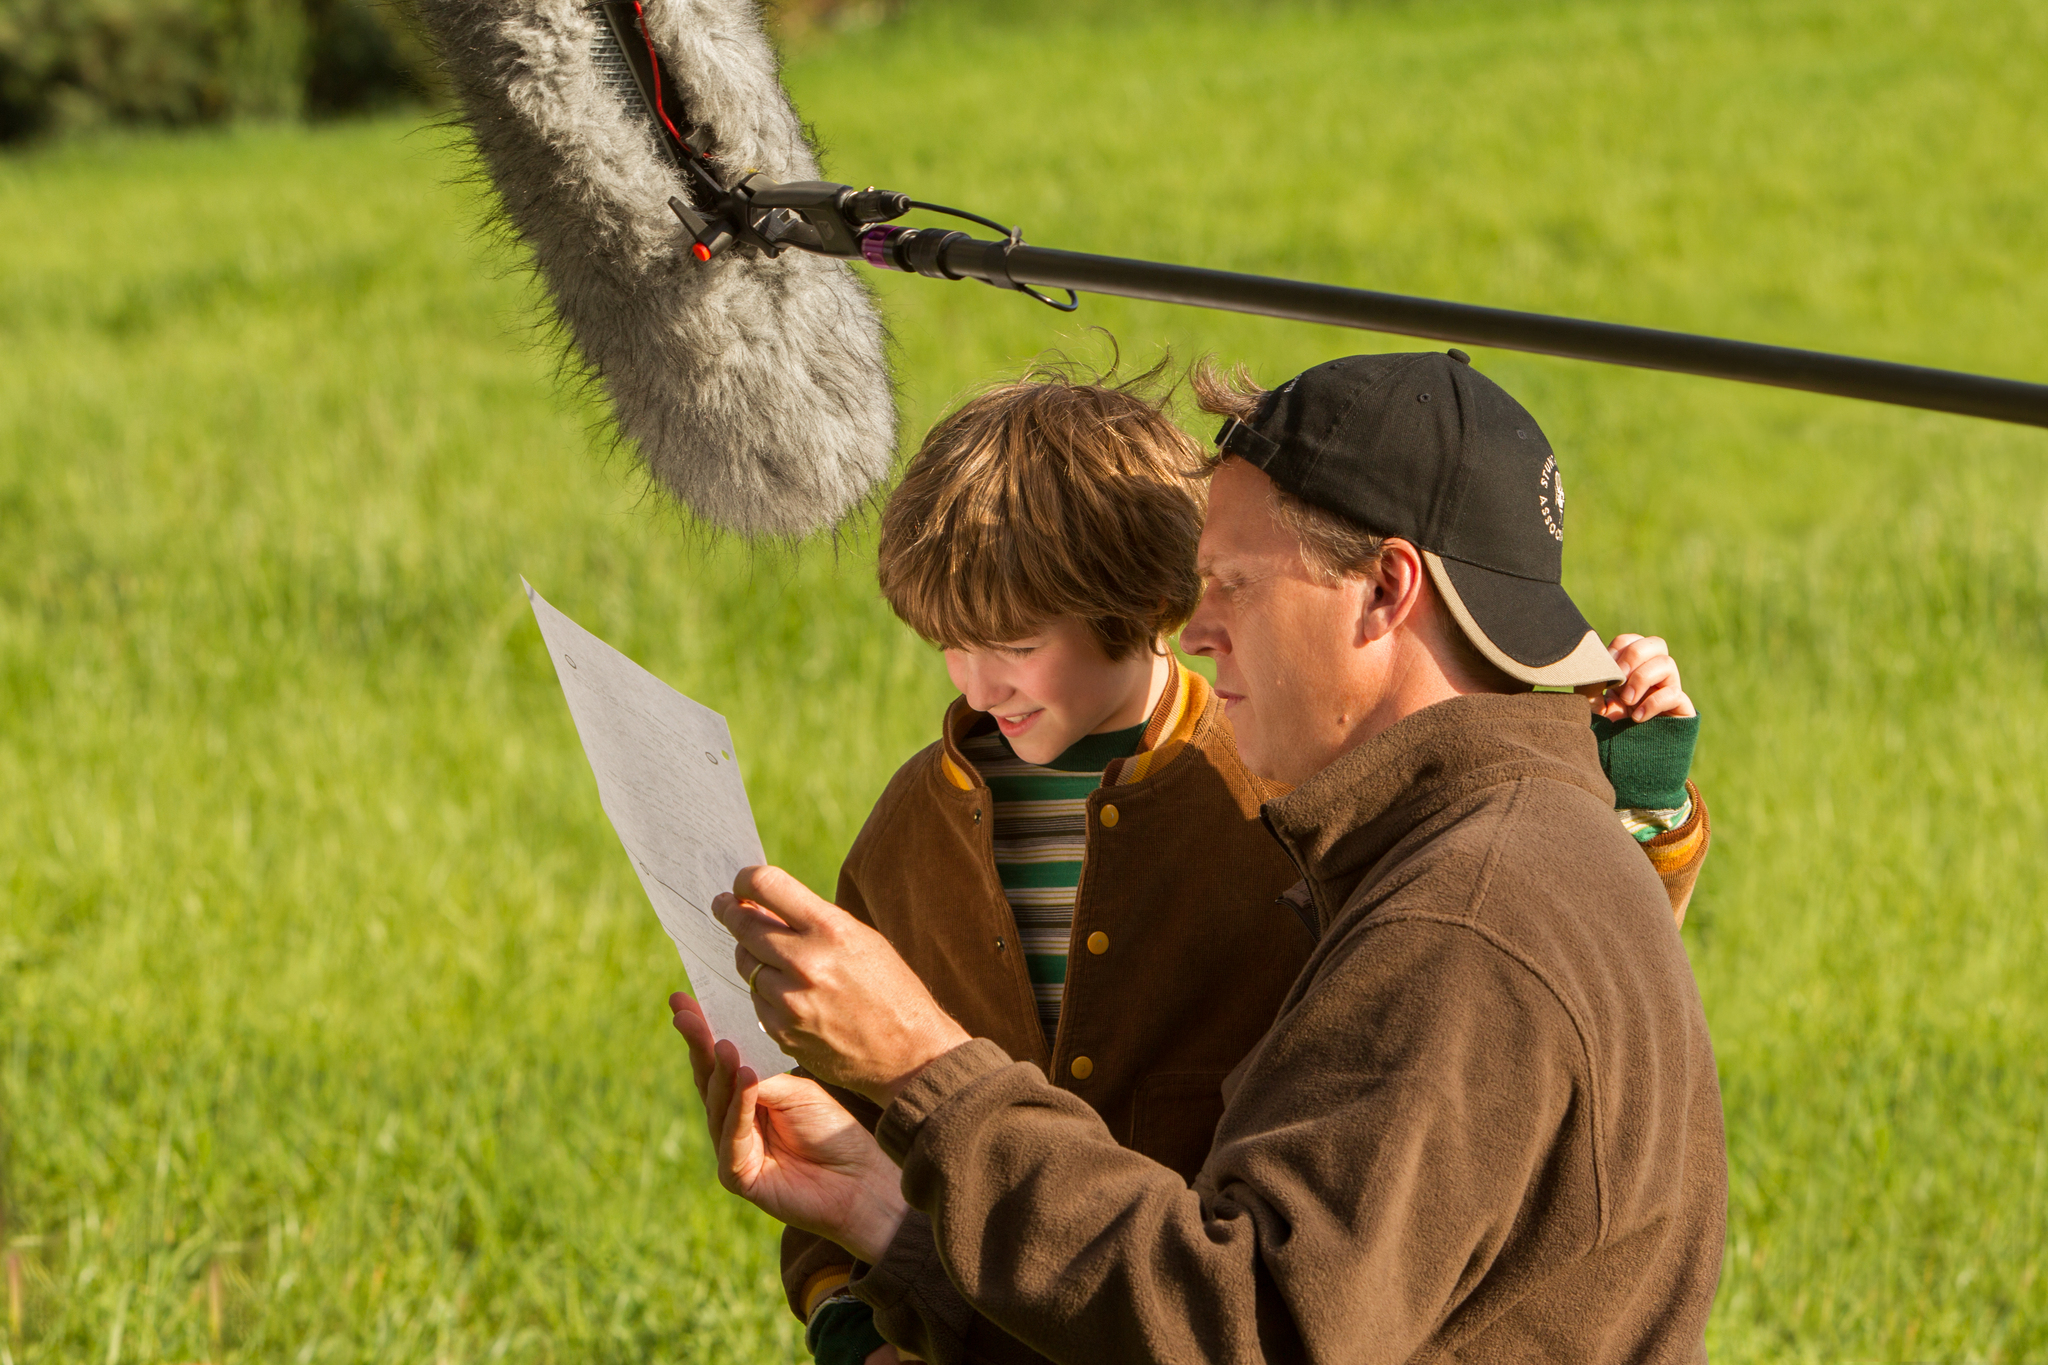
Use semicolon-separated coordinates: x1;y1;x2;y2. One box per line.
964;681;1012;712
957;663;1011;712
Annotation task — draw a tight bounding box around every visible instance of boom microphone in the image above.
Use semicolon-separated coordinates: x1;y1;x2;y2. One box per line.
424;0;2048;544
417;0;895;536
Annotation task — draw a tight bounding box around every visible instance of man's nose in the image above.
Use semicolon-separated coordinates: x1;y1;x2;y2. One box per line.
1180;597;1226;658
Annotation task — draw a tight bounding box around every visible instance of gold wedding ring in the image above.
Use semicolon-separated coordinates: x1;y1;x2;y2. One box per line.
746;960;767;994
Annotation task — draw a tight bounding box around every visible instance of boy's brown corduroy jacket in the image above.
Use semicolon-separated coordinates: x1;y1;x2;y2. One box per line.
849;691;1727;1365
782;666;1313;1347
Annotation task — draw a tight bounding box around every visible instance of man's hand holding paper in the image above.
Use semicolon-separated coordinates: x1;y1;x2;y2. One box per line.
712;865;970;1107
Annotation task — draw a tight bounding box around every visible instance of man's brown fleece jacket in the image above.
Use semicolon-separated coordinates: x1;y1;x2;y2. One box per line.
848;691;1728;1365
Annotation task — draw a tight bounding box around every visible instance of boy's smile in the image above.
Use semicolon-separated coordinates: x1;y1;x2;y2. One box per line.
993;706;1045;740
945;616;1172;766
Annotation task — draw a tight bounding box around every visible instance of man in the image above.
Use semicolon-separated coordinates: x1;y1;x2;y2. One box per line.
676;351;1727;1364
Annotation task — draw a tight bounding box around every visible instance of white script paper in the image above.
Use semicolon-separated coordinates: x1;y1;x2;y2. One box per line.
525;581;792;1077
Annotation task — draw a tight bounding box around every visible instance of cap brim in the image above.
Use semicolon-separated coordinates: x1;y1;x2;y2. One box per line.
1424;551;1623;688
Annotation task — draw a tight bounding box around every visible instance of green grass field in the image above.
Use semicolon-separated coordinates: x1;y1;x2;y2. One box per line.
4;0;2046;1359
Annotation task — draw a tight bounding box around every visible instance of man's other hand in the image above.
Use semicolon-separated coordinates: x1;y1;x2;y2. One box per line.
713;866;972;1106
669;993;910;1263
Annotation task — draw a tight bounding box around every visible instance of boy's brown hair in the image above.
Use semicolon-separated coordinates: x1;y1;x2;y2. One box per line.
879;366;1204;660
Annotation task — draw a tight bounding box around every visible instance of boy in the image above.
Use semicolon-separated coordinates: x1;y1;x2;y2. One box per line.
788;367;1707;1365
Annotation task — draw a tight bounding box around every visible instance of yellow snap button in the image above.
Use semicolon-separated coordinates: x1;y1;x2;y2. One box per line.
1100;804;1120;828
1086;931;1109;955
1070;1056;1094;1080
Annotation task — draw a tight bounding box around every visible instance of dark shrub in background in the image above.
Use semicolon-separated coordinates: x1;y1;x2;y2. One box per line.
304;0;436;117
0;0;907;144
0;0;914;144
0;0;434;143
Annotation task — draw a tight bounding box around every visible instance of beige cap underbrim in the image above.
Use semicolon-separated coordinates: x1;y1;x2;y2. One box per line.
1424;551;1624;688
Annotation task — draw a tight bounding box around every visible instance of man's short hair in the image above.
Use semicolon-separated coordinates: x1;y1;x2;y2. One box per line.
879;366;1205;660
1190;358;1389;579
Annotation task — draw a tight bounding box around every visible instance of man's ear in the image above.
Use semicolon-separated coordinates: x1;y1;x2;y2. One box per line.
1357;538;1429;645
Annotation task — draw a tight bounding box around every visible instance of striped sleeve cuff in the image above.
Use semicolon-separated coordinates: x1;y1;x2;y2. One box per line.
801;1266;855;1321
1643;782;1709;879
1618;795;1694;843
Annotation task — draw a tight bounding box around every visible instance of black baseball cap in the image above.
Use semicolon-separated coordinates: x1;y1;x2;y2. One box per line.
1215;351;1621;687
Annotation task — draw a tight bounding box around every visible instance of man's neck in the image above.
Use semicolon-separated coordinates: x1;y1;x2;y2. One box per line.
1339;627;1512;761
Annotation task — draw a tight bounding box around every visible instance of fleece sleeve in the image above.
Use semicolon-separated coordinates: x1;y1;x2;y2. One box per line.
858;918;1589;1365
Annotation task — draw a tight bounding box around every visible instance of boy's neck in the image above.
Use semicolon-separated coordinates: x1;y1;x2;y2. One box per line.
1092;647;1175;736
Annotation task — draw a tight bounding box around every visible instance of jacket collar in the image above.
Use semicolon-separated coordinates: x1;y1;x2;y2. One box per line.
1261;691;1610;929
936;661;1207;793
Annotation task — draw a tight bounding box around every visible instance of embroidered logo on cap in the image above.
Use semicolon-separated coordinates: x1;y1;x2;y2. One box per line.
1539;454;1565;542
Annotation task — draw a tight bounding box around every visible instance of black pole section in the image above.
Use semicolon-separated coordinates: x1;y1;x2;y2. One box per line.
920;237;2048;430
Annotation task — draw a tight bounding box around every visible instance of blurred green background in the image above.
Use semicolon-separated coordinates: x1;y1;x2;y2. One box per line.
4;0;2046;1360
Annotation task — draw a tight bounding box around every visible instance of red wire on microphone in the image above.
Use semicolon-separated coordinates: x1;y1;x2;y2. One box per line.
631;1;692;156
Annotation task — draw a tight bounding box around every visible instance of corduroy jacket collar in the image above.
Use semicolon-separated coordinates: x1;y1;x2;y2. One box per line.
1262;691;1613;932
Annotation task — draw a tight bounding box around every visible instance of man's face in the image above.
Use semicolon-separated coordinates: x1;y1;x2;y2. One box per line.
943;616;1158;766
1181;459;1382;786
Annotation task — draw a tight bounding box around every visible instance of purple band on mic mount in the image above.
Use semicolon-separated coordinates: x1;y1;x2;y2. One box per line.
861;226;908;271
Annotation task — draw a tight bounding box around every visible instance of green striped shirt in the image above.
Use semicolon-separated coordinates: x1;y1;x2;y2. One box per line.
960;721;1147;1044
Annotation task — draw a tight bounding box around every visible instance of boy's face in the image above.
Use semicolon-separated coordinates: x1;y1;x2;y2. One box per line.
944;617;1162;766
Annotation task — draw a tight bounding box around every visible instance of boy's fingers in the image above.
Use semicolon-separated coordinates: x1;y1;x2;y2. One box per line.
1607;632;1645;654
1611;634;1671;677
1622;655;1678;704
712;1071;741;1189
1634;682;1697;721
1630;675;1679;718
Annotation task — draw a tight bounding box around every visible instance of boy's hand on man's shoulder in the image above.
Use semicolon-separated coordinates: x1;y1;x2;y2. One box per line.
1594;633;1696;724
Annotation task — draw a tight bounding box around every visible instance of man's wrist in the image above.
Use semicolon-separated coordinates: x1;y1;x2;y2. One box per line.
839;1168;912;1264
877;1020;972;1108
